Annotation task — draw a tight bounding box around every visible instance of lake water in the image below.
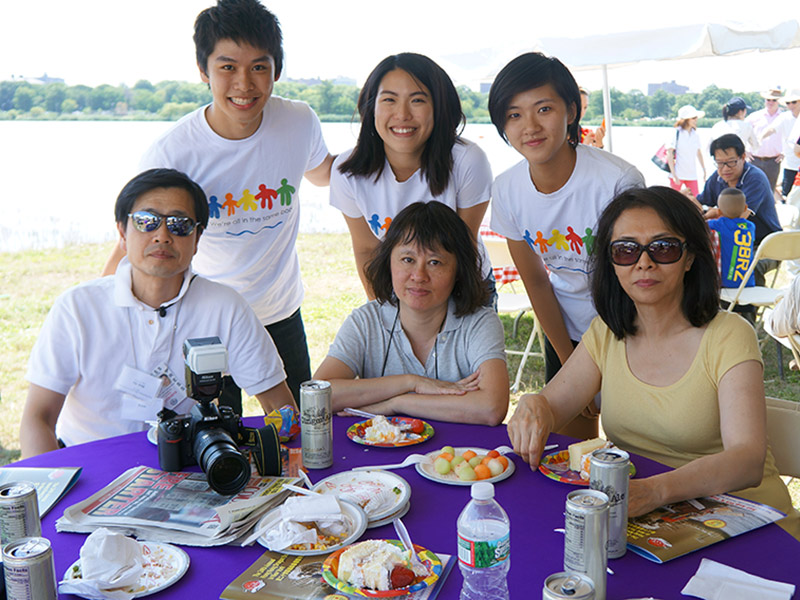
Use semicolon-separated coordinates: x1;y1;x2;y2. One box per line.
0;120;709;253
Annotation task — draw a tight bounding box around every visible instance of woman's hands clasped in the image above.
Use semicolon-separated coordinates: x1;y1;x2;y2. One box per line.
507;393;556;469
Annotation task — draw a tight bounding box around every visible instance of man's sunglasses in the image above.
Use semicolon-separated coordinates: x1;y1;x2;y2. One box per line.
609;238;688;266
128;210;197;237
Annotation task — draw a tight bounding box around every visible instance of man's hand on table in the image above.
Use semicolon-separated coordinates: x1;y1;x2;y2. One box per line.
507;393;555;469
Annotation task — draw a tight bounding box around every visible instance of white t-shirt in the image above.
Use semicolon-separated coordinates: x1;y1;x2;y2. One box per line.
777;112;800;171
666;127;702;180
330;139;492;274
140;97;329;324
490;144;645;340
26;260;286;447
709;119;759;154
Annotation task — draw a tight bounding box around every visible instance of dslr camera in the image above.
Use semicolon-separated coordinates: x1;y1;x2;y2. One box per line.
157;337;281;495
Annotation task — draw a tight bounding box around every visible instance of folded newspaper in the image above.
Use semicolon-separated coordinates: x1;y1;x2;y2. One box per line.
56;466;299;547
627;493;786;563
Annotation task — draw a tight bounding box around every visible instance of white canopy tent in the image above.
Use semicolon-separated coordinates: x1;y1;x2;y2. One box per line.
537;20;800;152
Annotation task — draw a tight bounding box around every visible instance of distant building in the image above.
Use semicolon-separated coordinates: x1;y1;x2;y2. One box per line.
480;81;492;94
648;80;688;96
12;73;65;85
284;76;356;87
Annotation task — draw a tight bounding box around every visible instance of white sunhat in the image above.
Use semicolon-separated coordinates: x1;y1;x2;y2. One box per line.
780;89;800;105
677;105;705;120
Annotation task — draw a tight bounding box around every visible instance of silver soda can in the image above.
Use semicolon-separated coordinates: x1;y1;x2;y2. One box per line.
0;483;41;545
589;447;630;559
543;571;595;600
299;380;333;469
3;537;57;600
564;489;608;600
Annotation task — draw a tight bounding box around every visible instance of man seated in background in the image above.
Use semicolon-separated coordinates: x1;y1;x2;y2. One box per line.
21;169;293;458
691;133;782;285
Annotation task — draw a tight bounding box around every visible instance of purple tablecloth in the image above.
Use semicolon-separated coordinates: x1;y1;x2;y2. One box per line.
9;416;800;598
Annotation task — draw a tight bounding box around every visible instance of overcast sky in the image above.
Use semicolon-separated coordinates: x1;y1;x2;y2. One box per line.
1;0;797;94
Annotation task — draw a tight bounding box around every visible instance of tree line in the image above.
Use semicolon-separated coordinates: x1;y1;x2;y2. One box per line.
0;78;769;125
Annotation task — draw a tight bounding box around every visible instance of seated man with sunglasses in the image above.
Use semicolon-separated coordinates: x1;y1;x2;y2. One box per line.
692;133;782;286
20;169;294;458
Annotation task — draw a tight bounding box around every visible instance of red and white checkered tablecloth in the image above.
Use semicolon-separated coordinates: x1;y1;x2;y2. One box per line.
480;225;521;285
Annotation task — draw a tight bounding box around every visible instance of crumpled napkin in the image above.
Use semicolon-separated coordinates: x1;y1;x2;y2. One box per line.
58;528;144;600
246;494;346;550
682;558;796;600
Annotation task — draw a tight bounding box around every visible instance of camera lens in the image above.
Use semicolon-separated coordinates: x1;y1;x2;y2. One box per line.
192;428;250;495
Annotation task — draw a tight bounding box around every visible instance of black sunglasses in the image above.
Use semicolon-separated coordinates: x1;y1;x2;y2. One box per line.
128;210;197;237
609;238;688;266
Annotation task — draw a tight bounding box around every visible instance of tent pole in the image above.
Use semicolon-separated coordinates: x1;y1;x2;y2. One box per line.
602;64;612;153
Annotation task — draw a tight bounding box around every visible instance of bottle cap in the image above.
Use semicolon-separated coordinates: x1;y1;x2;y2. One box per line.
470;481;494;500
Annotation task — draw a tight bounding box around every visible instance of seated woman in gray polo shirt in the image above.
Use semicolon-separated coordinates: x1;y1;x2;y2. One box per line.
314;202;509;425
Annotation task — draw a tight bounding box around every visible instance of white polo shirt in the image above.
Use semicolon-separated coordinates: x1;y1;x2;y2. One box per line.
26;260;286;447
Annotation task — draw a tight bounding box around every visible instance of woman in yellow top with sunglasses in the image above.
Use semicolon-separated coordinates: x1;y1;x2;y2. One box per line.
508;185;800;540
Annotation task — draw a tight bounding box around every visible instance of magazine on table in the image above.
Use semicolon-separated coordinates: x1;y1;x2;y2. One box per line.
56;465;298;546
0;466;82;516
627;493;785;563
220;549;456;600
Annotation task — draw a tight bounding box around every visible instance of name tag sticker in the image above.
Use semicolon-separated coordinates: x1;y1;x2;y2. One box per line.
114;365;162;401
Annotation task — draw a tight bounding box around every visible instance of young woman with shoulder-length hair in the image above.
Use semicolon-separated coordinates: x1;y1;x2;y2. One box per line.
330;53;494;301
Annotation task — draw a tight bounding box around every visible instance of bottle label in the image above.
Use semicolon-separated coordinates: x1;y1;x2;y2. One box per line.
457;532;509;568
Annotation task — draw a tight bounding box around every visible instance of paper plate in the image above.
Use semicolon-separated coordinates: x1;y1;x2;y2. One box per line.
255;499;368;556
346;418;434;448
366;499;410;530
62;542;189;598
538;449;636;485
146;425;158;446
322;540;441;598
415;447;515;486
312;470;411;524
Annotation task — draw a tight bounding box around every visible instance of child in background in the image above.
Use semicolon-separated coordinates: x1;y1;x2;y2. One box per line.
708;188;755;288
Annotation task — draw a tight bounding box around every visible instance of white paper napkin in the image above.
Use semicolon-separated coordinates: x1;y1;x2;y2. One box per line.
682;558;795;600
58;528;144;600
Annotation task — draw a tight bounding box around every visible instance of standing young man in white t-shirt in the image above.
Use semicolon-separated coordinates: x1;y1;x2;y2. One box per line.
102;0;334;408
488;53;644;438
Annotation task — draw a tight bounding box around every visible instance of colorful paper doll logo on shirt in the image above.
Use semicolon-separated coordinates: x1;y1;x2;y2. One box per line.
206;178;296;236
368;214;393;237
523;225;596;274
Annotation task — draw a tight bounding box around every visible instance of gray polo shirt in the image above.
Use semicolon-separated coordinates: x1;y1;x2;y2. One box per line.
328;299;506;380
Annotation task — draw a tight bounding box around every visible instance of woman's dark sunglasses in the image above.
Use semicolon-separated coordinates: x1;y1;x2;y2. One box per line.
609;238;687;266
128;210;197;237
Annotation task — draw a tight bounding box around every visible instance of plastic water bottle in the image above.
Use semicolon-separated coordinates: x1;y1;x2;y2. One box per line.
457;481;510;600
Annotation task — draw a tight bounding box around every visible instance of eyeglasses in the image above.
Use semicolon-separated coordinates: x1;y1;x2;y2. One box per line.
714;157;741;170
609;238;688;266
128;210;197;236
765;99;778;103
787;101;798;106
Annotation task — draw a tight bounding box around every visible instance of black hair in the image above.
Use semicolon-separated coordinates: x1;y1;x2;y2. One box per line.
710;133;745;158
194;0;283;78
337;53;465;197
488;52;581;148
115;168;209;230
591;186;720;339
365;202;488;316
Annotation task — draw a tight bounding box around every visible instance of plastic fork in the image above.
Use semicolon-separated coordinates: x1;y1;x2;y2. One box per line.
394;517;426;572
493;443;557;455
353;453;432;471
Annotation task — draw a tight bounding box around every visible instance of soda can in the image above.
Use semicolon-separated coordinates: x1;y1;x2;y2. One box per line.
564;489;608;600
589;447;630;559
0;482;41;546
2;537;58;600
299;379;333;469
543;571;595;600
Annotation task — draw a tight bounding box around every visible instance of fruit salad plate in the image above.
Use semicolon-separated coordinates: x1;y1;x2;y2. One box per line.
415;447;515;486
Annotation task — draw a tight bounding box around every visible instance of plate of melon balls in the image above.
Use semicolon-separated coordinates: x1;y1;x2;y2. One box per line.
415;446;515;485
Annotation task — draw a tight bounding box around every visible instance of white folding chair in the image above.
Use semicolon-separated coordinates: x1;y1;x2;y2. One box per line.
765;397;800;480
482;236;545;393
722;230;800;318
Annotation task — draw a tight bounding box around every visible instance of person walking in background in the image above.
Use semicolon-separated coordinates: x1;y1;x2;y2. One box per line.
747;88;786;192
709;97;759;154
578;87;605;149
100;0;335;410
767;89;800;198
666;105;706;196
329;53;494;301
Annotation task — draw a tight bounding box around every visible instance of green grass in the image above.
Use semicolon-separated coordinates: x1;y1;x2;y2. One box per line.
1;234;797;507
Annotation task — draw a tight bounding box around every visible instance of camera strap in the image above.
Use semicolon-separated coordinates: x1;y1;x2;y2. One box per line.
242;423;281;476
